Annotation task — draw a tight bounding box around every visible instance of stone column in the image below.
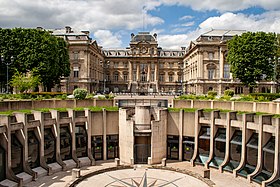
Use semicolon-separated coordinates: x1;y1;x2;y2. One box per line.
129;61;132;82
219;48;224;79
147;63;151;81
136;63;140;81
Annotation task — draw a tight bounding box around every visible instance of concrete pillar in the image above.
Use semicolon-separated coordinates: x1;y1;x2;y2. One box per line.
219;112;233;172
190;109;202;166
178;110;183;161
205;111;219;169
103;109;107;161
233;113;254;177
115;158;120;166
72;168;81;179
85;109;95;165
161;158;166;166
248;115;264;182
262;118;280;186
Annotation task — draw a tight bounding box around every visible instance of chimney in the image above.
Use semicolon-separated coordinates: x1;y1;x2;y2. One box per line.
65;26;72;33
81;31;89;36
131;33;135;40
153;33;157;39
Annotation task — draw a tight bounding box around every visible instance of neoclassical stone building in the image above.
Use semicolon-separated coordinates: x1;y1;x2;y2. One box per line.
49;27;276;95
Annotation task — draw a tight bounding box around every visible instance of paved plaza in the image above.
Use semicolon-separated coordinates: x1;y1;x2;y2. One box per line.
25;161;259;187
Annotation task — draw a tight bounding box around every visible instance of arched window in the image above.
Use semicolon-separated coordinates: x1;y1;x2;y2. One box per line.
207;63;216;80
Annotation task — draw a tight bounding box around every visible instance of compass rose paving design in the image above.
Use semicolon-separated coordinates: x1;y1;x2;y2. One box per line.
77;168;209;187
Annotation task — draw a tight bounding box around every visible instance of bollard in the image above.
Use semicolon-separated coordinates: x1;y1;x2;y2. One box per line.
115;158;120;166
72;168;81;180
203;169;210;179
161;158;166;167
130;157;134;165
148;157;152;165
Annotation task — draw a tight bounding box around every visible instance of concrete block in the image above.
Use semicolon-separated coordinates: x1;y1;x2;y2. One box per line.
130;157;134;165
148;157;152;165
72;168;81;179
115;158;120;166
203;169;210;179
161;158;166;167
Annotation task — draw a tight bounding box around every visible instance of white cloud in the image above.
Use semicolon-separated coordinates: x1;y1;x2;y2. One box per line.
199;11;280;33
94;30;122;48
181;21;195;27
159;0;280;12
179;15;193;21
0;0;164;31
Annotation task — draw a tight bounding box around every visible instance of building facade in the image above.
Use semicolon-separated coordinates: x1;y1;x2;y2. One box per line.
50;27;276;95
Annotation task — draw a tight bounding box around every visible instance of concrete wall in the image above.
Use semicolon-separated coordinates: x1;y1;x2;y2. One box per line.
151;109;167;164
167;112;180;135
106;111;119;135
118;109;134;164
183;112;195;137
173;100;280;114
0;99;114;112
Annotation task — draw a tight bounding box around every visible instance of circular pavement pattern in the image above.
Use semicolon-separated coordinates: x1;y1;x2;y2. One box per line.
77;167;210;187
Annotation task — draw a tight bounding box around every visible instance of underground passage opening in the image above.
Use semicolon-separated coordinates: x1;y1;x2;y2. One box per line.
11;133;23;175
75;125;88;158
60;125;72;161
134;136;151;164
44;127;56;164
238;133;258;177
0;145;6;182
27;130;40;169
209;128;226;168
107;135;119;160
223;130;242;172
252;136;275;184
167;135;179;160
182;136;194;161
92;136;103;160
196;126;210;164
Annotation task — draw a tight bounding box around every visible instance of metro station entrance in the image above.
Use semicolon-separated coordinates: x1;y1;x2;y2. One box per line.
134;136;151;164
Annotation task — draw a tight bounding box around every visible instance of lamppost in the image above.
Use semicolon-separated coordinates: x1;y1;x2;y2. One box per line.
1;55;14;93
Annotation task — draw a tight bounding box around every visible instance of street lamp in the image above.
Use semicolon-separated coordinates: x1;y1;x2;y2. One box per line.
1;55;14;93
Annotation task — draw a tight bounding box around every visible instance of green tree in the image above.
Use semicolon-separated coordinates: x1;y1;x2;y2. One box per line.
10;70;41;93
227;32;277;87
0;28;70;92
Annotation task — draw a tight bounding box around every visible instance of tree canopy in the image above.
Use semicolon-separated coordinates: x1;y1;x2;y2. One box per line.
0;28;70;91
227;32;278;87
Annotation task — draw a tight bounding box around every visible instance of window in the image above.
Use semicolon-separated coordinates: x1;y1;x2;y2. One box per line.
224;64;230;78
208;69;214;79
208;52;213;60
133;71;137;81
169;75;173;82
124;62;128;68
235;87;243;94
73;67;79;78
151;63;155;70
133;63;137;69
159;74;164;82
151;71;155;82
159;63;164;69
114;62;118;68
123;74;128;82
169;63;173;68
141;73;147;82
178;75;182;82
114;72;118;81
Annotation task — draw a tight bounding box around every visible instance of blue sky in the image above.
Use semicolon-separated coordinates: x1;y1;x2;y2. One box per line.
0;0;279;49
